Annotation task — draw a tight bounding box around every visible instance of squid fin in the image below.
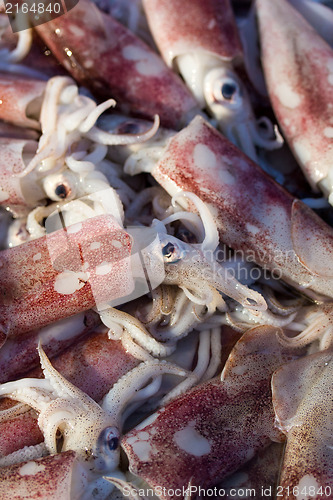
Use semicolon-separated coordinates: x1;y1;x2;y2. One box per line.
272;349;333;432
291;200;333;277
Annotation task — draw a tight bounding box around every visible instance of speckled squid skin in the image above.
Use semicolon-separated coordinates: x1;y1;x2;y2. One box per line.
256;0;333;189
0;451;77;499
0;399;44;457
35;0;199;129
272;350;333;499
142;0;243;66
0;73;46;130
151;116;333;300
0;214;133;336
0;310;100;383
0;331;139;457
28;328;139;401
217;442;284;499
122;326;299;499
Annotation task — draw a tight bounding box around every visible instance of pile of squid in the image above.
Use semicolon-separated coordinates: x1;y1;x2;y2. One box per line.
0;0;332;498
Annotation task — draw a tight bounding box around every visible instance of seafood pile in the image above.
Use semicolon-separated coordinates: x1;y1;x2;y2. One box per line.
0;0;332;498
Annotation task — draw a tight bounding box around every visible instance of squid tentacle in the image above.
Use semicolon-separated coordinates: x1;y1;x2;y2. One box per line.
0;380;54;411
171;191;219;252
0;402;31;422
19;77;160;178
0;28;33;63
104;476;145;500
85;114;160;145
201;326;222;381
119;330;155;362
160;327;221;405
277;312;333;349
100;308;176;357
101;359;188;422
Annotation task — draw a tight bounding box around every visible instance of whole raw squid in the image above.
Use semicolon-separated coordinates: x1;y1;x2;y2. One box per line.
126;115;333;301
256;0;333;203
34;0;199;128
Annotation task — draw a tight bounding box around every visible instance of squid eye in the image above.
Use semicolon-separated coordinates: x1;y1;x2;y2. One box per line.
42;172;77;201
213;78;241;106
162;241;185;264
98;426;120;454
221;82;237;100
204;68;246;117
54;184;69;199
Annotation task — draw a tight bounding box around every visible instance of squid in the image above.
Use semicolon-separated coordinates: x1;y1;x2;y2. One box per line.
0;214;133;336
150;192;266;312
121;325;299;499
0;328;139;460
256;0;333;203
141;0;282;160
289;0;333;47
0;311;100;383
0;72;46;129
0;400;43;459
217;442;285;499
272;349;333;498
125;115;333;302
0;344;188;497
0;451;79;500
0;344;121;496
0;137;44;217
33;0;200;129
0;75;159;219
96;188;267;358
0;174;267;356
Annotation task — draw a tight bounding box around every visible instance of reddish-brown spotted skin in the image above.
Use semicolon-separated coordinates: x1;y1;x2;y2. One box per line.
0;73;46;129
0;310;100;383
256;0;333;190
0;400;43;457
142;0;243;66
272;350;333;499
122;326;299;500
0;214;133;336
35;0;199;129
28;329;140;401
217;442;284;498
151;116;333;300
0;451;77;499
0;331;139;456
